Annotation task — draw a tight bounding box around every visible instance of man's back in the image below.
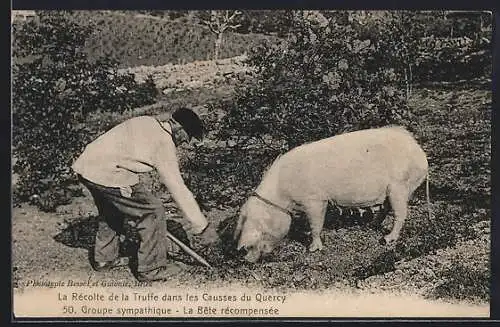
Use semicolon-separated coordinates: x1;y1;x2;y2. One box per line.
72;116;175;188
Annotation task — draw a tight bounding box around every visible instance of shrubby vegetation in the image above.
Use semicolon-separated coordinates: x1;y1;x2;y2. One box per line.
184;12;416;209
377;11;492;84
12;11;158;211
130;10;492;84
182;10;491;210
95;10;493;83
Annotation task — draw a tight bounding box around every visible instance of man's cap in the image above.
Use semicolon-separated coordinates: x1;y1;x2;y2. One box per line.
172;107;205;141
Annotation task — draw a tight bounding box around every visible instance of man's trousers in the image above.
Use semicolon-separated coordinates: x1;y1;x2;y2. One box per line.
79;176;173;274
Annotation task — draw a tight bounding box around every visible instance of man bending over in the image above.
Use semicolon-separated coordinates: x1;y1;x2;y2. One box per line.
72;107;217;281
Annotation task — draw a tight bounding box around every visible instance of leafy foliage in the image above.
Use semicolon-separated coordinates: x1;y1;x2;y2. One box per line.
355;11;492;84
12;11;158;210
219;13;413;150
182;145;281;211
180;13;414;210
233;10;298;36
414;35;492;82
181;12;491;213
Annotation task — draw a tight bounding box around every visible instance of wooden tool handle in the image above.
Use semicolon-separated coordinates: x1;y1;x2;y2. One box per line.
166;231;212;269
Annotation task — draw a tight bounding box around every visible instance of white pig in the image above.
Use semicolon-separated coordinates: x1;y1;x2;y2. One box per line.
234;126;430;262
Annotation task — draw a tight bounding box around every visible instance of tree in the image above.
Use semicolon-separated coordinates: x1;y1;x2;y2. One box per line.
12;11;158;211
199;10;242;60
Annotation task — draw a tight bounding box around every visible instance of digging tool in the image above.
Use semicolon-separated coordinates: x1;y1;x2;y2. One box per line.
165;230;212;269
126;219;212;269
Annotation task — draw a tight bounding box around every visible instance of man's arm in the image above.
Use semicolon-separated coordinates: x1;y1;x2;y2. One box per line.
153;144;208;235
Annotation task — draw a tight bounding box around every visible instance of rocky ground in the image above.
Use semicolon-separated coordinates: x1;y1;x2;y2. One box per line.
119;55;253;95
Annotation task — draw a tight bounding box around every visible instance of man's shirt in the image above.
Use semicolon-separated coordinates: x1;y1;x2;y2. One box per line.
72;115;207;233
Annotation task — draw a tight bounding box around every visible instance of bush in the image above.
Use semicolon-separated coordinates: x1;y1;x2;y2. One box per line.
183;12;492;211
337;11;492;85
218;13;412;150
180;13;417;210
12;11;158;210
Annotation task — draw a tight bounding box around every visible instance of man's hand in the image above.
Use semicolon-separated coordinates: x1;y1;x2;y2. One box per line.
193;223;219;246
